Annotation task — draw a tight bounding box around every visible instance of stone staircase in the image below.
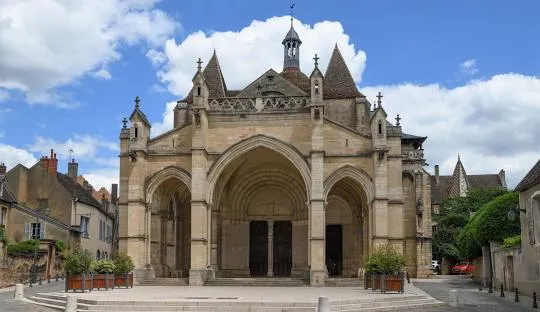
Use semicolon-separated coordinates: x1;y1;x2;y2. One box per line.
28;292;445;311
205;277;307;287
138;277;189;286
325;278;363;287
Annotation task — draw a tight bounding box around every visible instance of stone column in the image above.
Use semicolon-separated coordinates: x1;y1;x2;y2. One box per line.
144;203;155;280
267;220;274;277
160;213;168;275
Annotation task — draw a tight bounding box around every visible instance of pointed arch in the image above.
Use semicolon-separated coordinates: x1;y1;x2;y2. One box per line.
145;166;192;203
206;134;311;203
323;165;375;204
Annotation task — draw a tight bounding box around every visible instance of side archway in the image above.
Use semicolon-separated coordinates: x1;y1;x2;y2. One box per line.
323;165;375;204
207;134;311;203
145;166;192;202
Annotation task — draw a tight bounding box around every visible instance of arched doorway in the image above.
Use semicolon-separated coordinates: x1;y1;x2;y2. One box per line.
147;171;191;278
210;146;308;277
324;166;373;277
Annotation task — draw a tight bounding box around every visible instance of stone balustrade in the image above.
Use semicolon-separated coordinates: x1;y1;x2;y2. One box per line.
208;96;310;113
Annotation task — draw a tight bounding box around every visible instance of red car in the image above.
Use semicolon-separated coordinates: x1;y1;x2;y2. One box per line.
450;262;475;274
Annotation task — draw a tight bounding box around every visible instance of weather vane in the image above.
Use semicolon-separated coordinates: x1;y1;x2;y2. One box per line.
290;3;295;25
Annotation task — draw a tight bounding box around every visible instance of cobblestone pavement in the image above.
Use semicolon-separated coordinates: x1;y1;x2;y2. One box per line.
412;275;538;312
0;280;63;312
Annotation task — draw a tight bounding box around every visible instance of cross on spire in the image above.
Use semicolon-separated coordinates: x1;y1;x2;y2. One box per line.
313;54;319;67
134;96;141;108
196;58;203;71
376;91;383;106
122;117;128;129
395;114;401;126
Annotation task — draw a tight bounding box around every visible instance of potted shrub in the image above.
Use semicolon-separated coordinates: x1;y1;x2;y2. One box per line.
65;249;94;292
113;253;134;288
364;244;405;293
91;259;115;290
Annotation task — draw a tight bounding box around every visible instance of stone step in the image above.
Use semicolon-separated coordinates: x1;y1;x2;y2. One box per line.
325;278;363;287
29;292;445;312
139;277;189;286
205;278;306;287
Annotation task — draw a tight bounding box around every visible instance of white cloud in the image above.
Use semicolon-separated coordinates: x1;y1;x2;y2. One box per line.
0;0;178;107
28;134;118;162
154;16;366;97
82;167;119;191
362;73;540;188
0;89;9;102
92;69;112;80
151;101;177;136
0;143;37;170
460;59;478;75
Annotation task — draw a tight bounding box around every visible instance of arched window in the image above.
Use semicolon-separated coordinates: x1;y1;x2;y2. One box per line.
96;249;101;260
314;81;319;94
134;126;138;138
197;86;201;96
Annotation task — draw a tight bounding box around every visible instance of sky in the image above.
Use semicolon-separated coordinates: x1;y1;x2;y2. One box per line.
0;0;539;190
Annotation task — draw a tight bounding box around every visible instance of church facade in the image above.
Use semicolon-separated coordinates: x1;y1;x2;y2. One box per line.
118;22;433;286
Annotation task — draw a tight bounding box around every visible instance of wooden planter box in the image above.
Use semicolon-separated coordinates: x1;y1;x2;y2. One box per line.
65;273;93;292
364;272;404;293
92;273;115;290
114;273;133;288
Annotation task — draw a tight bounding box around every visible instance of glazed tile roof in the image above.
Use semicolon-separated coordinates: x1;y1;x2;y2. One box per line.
323;45;363;99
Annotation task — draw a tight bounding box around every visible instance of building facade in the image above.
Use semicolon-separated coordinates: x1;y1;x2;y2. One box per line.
4;152;116;259
119;23;433;286
513;159;540;295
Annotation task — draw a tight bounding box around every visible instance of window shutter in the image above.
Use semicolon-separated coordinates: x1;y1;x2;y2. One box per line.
40;221;45;239
24;222;30;240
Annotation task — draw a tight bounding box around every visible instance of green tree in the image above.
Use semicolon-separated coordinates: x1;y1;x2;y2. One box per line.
457;192;520;259
432;188;507;261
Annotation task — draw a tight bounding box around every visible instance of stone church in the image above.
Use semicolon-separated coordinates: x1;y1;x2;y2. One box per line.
118;21;433;286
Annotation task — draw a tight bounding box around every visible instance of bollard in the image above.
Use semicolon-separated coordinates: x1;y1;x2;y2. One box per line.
317;296;329;312
479;283;483;291
500;284;504;297
48;276;51;284
515;288;519;302
65;295;77;312
13;284;24;300
449;289;460;308
56;274;59;282
39;276;42;286
533;292;538;309
488;281;493;293
406;271;411;284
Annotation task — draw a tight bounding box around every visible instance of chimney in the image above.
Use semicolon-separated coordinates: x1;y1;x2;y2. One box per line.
101;193;109;212
0;162;6;176
40;156;49;171
434;165;440;184
111;184;118;204
67;159;78;180
47;149;58;177
499;169;507;189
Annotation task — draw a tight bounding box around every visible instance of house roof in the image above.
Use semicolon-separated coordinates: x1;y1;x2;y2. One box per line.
323;45;363;99
56;173;103;211
515;159;540;192
0;175;16;204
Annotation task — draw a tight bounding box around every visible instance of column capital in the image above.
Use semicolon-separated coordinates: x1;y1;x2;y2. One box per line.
145;202;152;212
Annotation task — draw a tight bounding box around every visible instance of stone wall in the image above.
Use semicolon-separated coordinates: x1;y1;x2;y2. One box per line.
0;251;64;288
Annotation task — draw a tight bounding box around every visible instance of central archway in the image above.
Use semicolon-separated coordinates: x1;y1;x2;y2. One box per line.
208;141;309;278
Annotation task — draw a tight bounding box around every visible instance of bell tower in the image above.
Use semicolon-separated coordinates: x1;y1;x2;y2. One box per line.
282;16;302;71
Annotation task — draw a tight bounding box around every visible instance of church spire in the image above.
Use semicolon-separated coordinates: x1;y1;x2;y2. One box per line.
282;5;301;72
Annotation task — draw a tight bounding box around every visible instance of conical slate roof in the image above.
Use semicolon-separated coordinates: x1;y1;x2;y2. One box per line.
324;45;362;99
282;25;301;43
182;51;228;103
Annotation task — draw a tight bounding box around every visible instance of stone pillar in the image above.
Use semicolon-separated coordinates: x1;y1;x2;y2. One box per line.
160;213;167;275
482;246;492;288
210;211;219;270
267;220;274;277
144;203;155;280
176;213;182;274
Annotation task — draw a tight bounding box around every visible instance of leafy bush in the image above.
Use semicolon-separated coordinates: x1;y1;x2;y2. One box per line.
65;249;93;275
92;259;116;274
0;227;8;245
6;240;39;255
365;244;404;274
113;252;134;275
502;235;521;249
54;240;66;252
458;192;520;259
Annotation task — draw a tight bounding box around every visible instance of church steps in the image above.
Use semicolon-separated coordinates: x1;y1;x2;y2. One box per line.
28;292;445;312
204;277;307;287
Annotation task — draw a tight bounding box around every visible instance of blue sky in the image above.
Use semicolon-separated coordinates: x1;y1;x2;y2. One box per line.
0;0;539;189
